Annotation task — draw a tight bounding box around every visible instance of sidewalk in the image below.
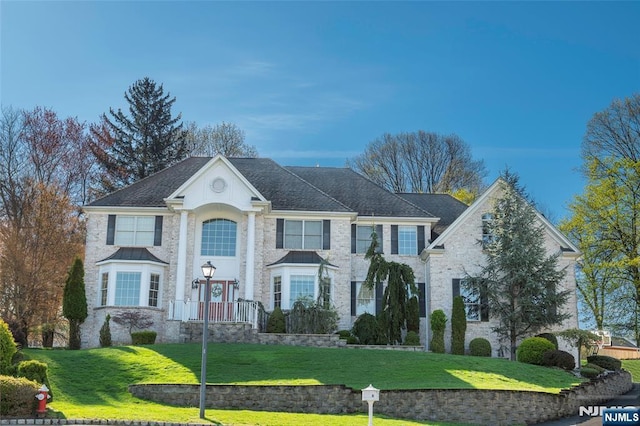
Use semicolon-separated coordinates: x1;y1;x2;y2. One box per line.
535;383;640;426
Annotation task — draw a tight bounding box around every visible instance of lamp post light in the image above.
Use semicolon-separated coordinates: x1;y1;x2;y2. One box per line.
199;261;216;419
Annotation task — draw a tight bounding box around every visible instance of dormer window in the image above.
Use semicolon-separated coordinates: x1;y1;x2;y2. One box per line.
482;213;494;248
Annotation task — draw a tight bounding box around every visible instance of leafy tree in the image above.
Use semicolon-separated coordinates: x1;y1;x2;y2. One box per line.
62;258;88;350
89;77;187;193
347;131;486;194
185;121;258;157
451;295;467;355
555;328;600;367
0;318;17;374
465;171;570;360
363;230;417;345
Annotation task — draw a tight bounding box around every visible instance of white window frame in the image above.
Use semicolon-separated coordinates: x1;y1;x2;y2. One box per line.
201;218;237;257
398;225;417;255
460;281;481;322
273;276;282;308
356;225;375;254
96;262;164;308
355;282;375;316
482;213;494;249
115;216;155;246
267;265;334;310
284;220;322;250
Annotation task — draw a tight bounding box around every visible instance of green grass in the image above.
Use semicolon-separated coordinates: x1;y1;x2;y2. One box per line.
25;343;584;425
622;359;640;381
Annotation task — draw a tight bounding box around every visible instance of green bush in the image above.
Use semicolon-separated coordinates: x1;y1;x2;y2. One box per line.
0;319;17;375
451;296;467;355
352;313;379;345
346;335;359;344
517;337;556;365
404;331;421;346
337;330;352;339
469;337;492;357
406;296;420;333
266;306;286;333
16;360;52;401
587;355;622;371
584;362;606;373
131;331;157;345
99;314;112;347
536;332;559;350
0;375;39;416
540;349;575;370
429;310;447;353
580;366;601;379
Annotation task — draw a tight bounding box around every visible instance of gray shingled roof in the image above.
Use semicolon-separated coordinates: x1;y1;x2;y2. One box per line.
286;166;432;218
98;247;168;264
397;193;468;238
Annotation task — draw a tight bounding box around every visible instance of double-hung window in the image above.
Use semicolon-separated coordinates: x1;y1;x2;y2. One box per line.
482;213;494;248
398;226;417;255
273;276;282;308
115;216;155;246
284;220;322;249
355;282;375;315
289;274;315;306
353;224;383;254
460;284;481;321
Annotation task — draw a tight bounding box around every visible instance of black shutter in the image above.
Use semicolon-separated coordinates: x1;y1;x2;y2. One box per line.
480;289;489;322
276;219;284;249
375;282;383;314
452;278;460;298
106;215;116;245
417;225;425;253
391;225;398;254
351;224;357;253
154;216;163;246
418;282;426;318
351;281;357;316
375;224;383;253
323;220;331;250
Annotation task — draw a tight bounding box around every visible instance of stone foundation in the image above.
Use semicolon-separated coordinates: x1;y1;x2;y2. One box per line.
129;370;632;425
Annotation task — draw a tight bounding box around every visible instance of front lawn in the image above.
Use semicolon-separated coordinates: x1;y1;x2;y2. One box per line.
26;343;583;424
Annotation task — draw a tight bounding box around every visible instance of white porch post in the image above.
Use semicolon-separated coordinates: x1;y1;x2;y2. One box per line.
175;210;189;303
244;211;256;300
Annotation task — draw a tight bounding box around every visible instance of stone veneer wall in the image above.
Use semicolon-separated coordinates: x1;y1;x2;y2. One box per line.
130;370;632;426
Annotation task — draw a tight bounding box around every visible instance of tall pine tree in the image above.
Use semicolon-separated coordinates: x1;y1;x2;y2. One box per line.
465;171;570;360
63;257;87;350
90;77;187;193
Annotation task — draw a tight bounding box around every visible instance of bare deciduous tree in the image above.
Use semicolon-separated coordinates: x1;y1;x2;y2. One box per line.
185;121;258;157
347;131;486;194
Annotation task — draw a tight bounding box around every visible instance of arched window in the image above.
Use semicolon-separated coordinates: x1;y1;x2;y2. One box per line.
201;219;237;256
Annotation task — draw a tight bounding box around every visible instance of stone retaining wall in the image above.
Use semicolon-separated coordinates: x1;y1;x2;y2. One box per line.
129;370;632;425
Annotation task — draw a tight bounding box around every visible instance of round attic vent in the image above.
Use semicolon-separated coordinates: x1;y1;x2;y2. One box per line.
210;177;227;193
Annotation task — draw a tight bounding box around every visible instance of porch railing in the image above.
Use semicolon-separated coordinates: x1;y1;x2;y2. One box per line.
168;300;259;329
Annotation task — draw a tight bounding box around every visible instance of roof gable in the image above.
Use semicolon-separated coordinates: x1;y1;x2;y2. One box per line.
397;193;468;237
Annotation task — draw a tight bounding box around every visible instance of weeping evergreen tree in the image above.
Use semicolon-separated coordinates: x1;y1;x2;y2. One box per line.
465;171;570;360
90;77;188;193
363;230;417;345
62;258;87;350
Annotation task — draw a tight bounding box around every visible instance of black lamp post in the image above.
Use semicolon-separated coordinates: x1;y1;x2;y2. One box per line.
199;261;216;419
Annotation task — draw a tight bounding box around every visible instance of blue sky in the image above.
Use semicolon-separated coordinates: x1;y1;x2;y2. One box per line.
1;1;638;221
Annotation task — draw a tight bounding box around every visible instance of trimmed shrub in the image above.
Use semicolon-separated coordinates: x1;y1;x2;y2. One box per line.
404;331;421;346
540;349;575;370
469;337;492;357
517;337;556;365
352;313;379;345
266;306;286;333
0;319;17;375
131;331;157;345
580;366;601;379
0;375;39;416
429;310;447;353
346;335;358;344
337;330;352;339
406;296;420;333
99;314;112;347
587;355;622;371
451;296;467;355
17;360;52;401
584;362;606;374
536;333;559;350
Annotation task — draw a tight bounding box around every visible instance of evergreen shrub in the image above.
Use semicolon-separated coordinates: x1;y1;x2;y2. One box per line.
580;366;601;379
536;333;559;350
584;362;606;373
17;360;52;400
540;349;575;370
516;337;555;365
337;330;351;339
406;296;420;333
404;331;421;346
0;319;17;375
587;355;621;371
266;306;286;333
0;375;39;416
429;310;447;353
99;314;112;347
131;331;157;345
451;296;467;355
352;313;379;345
469;337;492;357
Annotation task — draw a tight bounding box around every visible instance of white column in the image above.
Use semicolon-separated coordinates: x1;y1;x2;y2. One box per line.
244;211;256;300
175;210;189;302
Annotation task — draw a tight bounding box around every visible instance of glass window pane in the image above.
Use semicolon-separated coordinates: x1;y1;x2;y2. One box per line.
356;282;375;315
303;221;322;249
398;225;417;255
114;272;141;306
201;219;237;256
289;275;315;306
148;273;160;307
284;220;303;249
356;225;374;254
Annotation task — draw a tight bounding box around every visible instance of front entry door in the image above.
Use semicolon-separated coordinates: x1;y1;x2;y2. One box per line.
199;280;236;321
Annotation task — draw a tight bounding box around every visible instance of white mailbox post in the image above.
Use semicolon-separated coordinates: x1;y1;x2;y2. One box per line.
361;384;380;426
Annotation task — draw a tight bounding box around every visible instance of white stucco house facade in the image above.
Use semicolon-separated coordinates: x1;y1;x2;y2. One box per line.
81;155;579;356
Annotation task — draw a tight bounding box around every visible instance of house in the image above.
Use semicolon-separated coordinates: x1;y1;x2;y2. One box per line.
81;155;580;356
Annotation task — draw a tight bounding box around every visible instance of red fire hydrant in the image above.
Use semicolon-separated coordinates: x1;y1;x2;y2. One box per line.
35;384;50;416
